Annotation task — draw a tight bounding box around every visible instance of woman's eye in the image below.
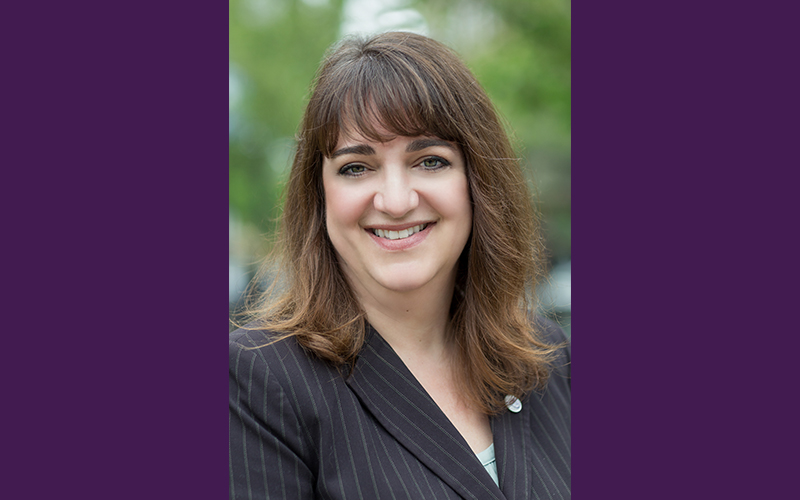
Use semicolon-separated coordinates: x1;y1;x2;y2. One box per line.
339;164;368;176
419;157;450;170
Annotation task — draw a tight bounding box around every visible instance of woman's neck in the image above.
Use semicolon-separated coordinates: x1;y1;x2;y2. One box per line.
350;275;456;361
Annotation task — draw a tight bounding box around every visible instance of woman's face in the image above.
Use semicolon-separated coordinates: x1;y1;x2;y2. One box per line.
322;130;472;298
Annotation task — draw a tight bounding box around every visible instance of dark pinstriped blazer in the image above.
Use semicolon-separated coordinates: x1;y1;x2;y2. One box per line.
229;317;570;499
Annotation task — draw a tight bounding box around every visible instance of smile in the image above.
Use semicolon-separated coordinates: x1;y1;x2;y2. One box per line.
371;223;429;240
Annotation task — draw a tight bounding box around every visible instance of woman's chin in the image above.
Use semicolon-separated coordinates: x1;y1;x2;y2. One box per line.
373;276;430;294
369;266;451;295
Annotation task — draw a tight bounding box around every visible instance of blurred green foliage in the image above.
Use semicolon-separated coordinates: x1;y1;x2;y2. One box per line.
230;0;570;264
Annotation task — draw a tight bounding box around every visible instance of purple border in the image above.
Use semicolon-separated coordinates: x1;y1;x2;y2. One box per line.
5;2;228;497
7;0;798;497
573;1;798;498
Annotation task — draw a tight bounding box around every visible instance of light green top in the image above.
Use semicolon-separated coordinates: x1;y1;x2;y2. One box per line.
476;443;499;486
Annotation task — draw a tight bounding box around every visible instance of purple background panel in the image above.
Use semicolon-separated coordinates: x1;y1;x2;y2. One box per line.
4;1;228;498
573;0;799;498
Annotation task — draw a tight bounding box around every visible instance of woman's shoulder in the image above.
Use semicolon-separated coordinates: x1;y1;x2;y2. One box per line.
230;324;350;392
229;325;290;354
532;314;569;345
231;322;321;359
229;326;334;390
531;315;571;388
229;326;289;365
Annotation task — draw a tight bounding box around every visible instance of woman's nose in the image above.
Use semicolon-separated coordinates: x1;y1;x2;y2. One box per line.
373;171;419;218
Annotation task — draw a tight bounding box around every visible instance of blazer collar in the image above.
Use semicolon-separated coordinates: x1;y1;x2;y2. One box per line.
346;325;507;500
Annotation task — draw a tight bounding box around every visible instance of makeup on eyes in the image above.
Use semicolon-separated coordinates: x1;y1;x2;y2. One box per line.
336;155;452;177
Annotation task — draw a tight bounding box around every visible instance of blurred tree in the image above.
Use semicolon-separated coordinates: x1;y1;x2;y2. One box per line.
229;0;344;244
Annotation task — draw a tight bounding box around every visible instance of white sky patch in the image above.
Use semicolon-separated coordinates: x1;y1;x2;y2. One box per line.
229;65;246;138
441;1;499;54
267;137;296;175
340;0;428;37
241;0;288;26
229;68;243;110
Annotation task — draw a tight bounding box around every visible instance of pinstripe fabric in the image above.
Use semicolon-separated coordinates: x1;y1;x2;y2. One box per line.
229;317;570;499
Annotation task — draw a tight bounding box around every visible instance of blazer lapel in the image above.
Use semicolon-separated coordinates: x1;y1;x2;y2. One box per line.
493;388;571;500
346;326;506;500
492;402;533;500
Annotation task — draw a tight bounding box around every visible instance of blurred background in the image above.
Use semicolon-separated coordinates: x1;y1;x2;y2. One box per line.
229;0;571;335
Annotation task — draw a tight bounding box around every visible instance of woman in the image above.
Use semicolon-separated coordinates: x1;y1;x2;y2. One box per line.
230;31;570;499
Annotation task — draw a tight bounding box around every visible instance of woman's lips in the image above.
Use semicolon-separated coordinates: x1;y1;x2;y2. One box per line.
371;223;428;240
365;222;435;251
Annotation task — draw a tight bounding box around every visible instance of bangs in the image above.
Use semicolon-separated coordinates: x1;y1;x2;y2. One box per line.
311;45;465;157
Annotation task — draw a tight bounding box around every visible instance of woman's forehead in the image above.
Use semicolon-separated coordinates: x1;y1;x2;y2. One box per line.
334;100;433;139
335;121;397;148
331;120;459;154
331;118;452;151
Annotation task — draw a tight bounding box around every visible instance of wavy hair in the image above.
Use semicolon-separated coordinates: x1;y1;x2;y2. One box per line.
239;31;560;415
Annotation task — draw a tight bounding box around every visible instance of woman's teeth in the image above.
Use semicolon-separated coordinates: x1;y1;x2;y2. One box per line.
372;223;427;240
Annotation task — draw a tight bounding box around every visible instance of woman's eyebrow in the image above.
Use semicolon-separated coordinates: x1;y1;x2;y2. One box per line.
406;138;457;153
329;144;375;159
329;138;455;159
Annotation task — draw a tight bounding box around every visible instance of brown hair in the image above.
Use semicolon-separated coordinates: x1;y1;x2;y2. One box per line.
240;31;560;415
